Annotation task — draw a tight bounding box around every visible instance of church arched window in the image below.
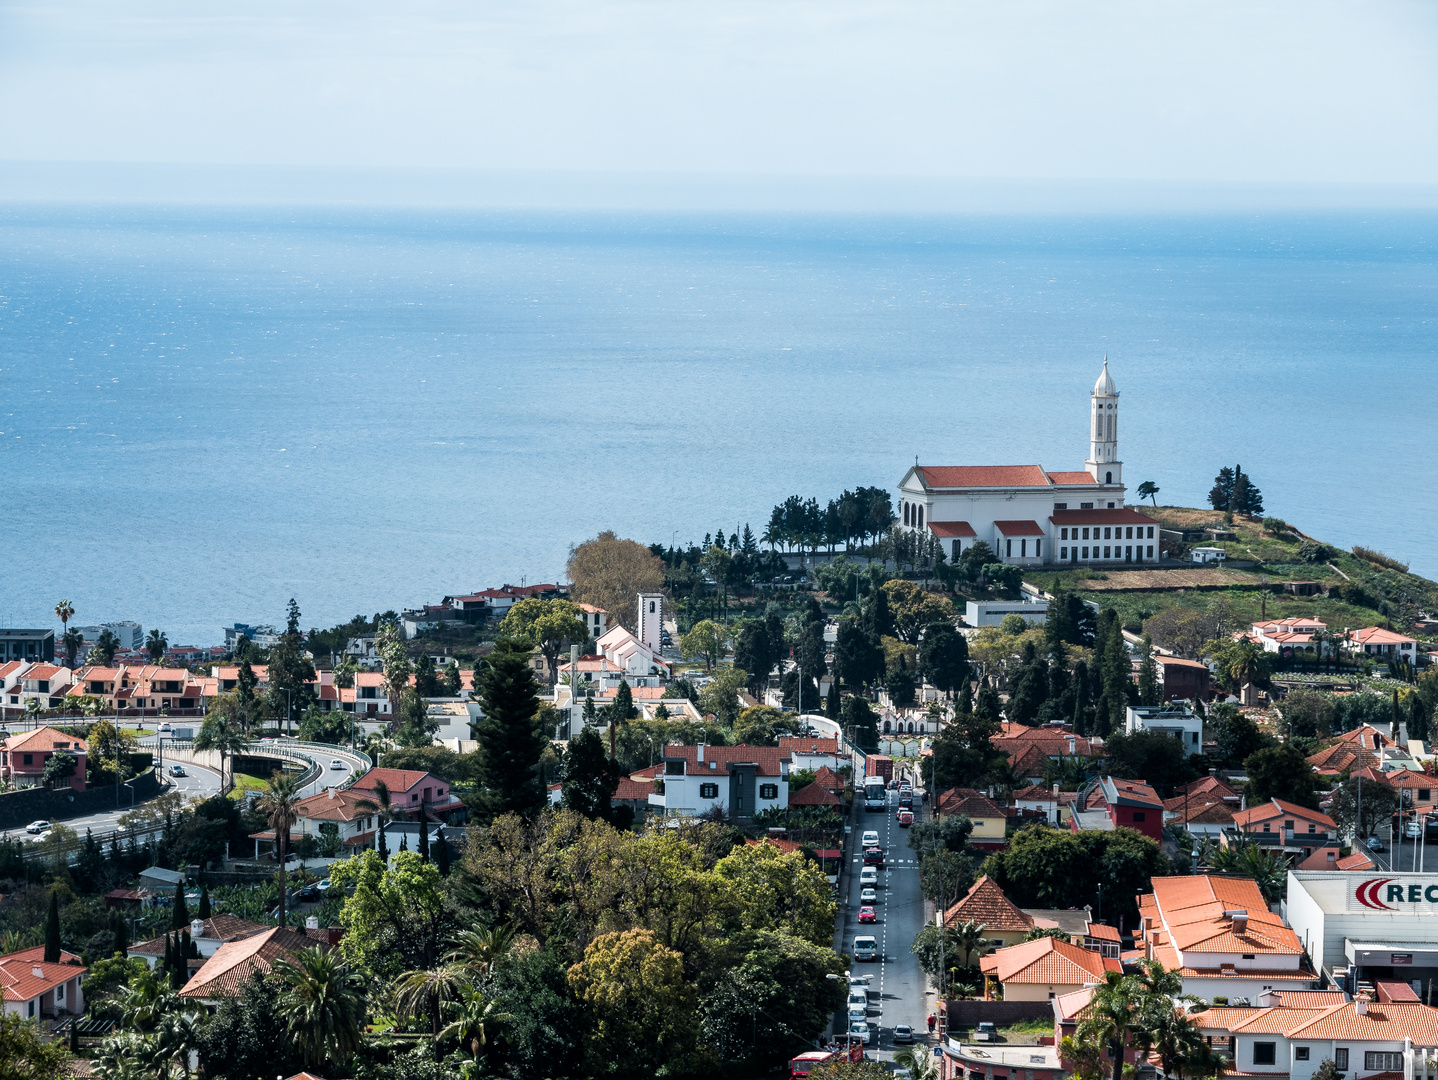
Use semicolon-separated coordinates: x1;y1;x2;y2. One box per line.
1106;471;1112;484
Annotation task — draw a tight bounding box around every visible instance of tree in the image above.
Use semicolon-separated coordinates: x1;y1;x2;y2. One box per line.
43;889;60;962
882;580;956;645
732;704;803;746
171;881;189;929
733;621;775;697
257;770;303;927
146;628;169;664
1280;688;1336;739
561;727;620;820
93;629;119;666
194;696;250;792
982;825;1166;926
328;850;452;977
567;929;699;1078
297;704;350;745
41;751;77;790
841;694;879;752
697;667;748;726
54;599;74;639
1244;743;1319;809
680;620;728;672
714;842;836;946
834;617;882;688
1332;774;1396;842
1105;731;1196;798
1136;481;1159;507
474;640;548;820
196;973;304;1080
61;626;84;668
919;622;970;699
1137;634;1160;706
500;598;590;689
0;1012;70;1080
271;946;365;1072
1208;467;1236;511
567;531;666;632
375;620;410;728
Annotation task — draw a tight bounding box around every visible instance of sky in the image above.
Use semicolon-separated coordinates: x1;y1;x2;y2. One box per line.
0;1;1436;202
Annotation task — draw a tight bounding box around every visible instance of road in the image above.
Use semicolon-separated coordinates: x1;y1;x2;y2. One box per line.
833;762;933;1064
1367;829;1438;873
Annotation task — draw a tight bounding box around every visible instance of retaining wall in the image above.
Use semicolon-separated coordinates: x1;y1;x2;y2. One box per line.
0;772;162;830
941;999;1055;1029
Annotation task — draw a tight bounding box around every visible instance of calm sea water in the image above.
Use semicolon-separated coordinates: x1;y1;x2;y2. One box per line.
0;206;1434;644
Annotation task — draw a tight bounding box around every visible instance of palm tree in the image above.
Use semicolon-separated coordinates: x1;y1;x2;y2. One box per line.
154;1010;202;1080
894;1045;940;1080
355;777;399;860
55;599;74;636
440;983;512;1066
446;925;515;980
393;963;469;1037
1084;970;1144;1080
952;919;987;969
145;628;169;665
257;770;303;927
193;708;248;794
273;946;366;1071
92;1031;164;1080
1201;840;1288;903
63;627;84;669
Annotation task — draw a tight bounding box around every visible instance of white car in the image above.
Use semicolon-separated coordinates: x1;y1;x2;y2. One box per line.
859;867;878;888
849;1021;872;1045
859;887;878;904
862;830;880;848
330;759;346;770
158;723;172;733
26;820;50;834
1406;820;1423;839
848;1002;867;1022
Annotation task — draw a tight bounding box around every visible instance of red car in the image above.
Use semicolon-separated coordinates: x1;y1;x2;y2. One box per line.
857;905;877;923
897;810;915;827
863;847;884;866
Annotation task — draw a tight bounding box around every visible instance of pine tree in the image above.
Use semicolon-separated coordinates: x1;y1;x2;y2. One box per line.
44;890;61;963
109;908;129;956
400;831;409;852
956;680;973;716
475;639;548;820
1209;466;1236;511
198;886;211;921
418;814;430;863
1072;661;1090;735
172;882;189;929
436;827;451;877
825;681;840;720
1138;634;1160;706
1104;624;1130;732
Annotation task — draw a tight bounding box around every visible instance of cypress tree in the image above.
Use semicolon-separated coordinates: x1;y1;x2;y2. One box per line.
1104;626;1129;733
377;822;389;862
825;681;840;720
1138;634;1160;706
109;908;129;956
1072;662;1090;736
162;932;174;977
418;815;430;863
198;885;211;920
172;882;189;929
169;935;184;989
399;831;409;852
474;639;548;820
435;828;451;877
43;890;61;963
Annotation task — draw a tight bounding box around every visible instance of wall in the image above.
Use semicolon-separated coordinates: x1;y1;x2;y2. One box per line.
1001;981;1086;1002
942;999;1054;1028
0;772;161;829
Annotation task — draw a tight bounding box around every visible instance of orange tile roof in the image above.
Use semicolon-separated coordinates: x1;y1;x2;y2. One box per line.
296;788;372;823
661;744;786;778
1047;471;1100;486
1351;626;1417;646
789;783;842;807
937;787;1004;818
812;766;844;791
1285;1001;1438;1042
0;947;85;1002
1;725;87;754
779;736;840;756
1272;991;1348;1008
995;520;1045;537
1231;798;1335;831
352;768;439;794
944;875;1034;933
1226;1007;1330;1034
980;936;1119;984
928;521;977;538
614;777;653;801
179;927;318;999
917;465;1052;489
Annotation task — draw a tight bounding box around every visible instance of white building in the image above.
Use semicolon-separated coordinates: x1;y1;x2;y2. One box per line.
1345;627;1419;663
1191;547;1228;564
964;599;1049;627
896;360;1160;567
647;744;788;821
1286;871;1438;995
1125;703;1204;751
636;594;663;653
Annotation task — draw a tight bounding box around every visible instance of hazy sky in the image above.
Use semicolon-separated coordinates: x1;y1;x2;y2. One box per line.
1;1;1436;186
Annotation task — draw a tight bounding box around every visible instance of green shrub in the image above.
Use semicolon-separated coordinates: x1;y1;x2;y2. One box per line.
1352;545;1408;573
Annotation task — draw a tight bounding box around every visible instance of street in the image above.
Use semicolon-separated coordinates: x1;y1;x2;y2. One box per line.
1365;829;1438;873
834;764;933;1064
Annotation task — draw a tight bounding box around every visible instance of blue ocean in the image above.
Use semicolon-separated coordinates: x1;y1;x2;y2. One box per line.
1;205;1434;644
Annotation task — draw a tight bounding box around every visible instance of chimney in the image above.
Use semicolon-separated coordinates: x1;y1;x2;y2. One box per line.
1355;996;1368;1015
1068;736;1076;753
306;916;320;931
697;742;705;763
1258;991;1275;1008
1053;783;1060;797
1209;767;1217;777
327;787;336;800
191;918;205;938
32;966;43;978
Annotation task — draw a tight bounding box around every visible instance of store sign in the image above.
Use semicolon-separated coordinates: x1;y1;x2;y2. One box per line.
1349;876;1438;912
1392;954;1414;965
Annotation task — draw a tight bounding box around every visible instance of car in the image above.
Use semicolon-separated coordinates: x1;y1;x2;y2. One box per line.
974;1022;998;1042
859;886;878;904
330;759;346;770
849;1021;872;1045
848;1002;867;1022
1369;837;1386;851
859;867;878;887
1406;821;1423;838
852;935;877;961
893;1024;914;1044
316;878;332;893
169;764;187;777
849;987;868;1006
298;884;320;901
863;847;884;866
861;830;880;848
897;810;915;827
857;905;877;923
26;820;50;834
158;723;172;733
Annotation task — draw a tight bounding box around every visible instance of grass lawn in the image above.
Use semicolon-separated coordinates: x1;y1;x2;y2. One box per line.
228;771;268;800
123;728;157;737
996;1018;1055;1042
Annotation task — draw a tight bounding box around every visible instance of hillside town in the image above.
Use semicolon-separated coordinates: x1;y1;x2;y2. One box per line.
5;364;1438;1080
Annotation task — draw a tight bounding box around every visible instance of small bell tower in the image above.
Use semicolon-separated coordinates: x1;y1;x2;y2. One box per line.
1085;357;1122;488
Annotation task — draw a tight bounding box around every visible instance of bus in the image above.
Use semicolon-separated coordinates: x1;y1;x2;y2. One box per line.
863;775;886;811
790;1051;838;1077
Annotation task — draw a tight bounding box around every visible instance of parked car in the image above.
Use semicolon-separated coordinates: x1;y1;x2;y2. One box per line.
26;820;50;834
893;1024;914;1044
974;1022;998;1042
863;847;885;866
1406;820;1423;839
169;764;186;777
848;1001;867;1022
897;810;915;827
316;878;332;893
1369;837;1386;851
859;886;878;904
298;884;320;901
849;987;868;1007
857;905;877;923
849;1021;872;1044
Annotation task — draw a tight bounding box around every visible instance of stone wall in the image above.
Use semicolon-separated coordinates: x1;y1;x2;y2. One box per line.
941;999;1055;1030
0;772;162;830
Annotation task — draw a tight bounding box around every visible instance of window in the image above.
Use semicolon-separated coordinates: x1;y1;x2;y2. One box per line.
699;782;719;799
1253;1043;1276;1066
1104;546;1111;558
1285;820;1294;829
1035;540;1041;558
1147;546;1154;558
1334;1049;1348;1070
1295;1048;1310;1061
1062;528;1069;540
1107;501;1115;508
1080;502;1093;509
1060;547;1068;560
1242;953;1256;960
23;754;32;765
759;783;778;800
1132;812;1146;822
1082;547;1089;559
1366;1053;1403;1071
1262;823;1271;832
28;1000;34;1018
56;983;64;1001
1055;503;1067;510
649;601;656;613
1082;528;1090;540
1020;540;1027;557
917;506;923;527
1147;526;1154;538
1006;539;1012;557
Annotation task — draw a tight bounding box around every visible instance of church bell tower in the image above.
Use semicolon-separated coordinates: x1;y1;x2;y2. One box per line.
1085;357;1122;488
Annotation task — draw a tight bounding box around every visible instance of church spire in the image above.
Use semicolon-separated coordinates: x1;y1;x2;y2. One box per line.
1085;357;1122;488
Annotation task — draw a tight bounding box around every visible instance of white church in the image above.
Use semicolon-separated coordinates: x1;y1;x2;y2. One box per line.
896;359;1159;568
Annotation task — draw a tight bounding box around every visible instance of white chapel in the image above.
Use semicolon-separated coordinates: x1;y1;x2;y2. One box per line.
896;359;1158;567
